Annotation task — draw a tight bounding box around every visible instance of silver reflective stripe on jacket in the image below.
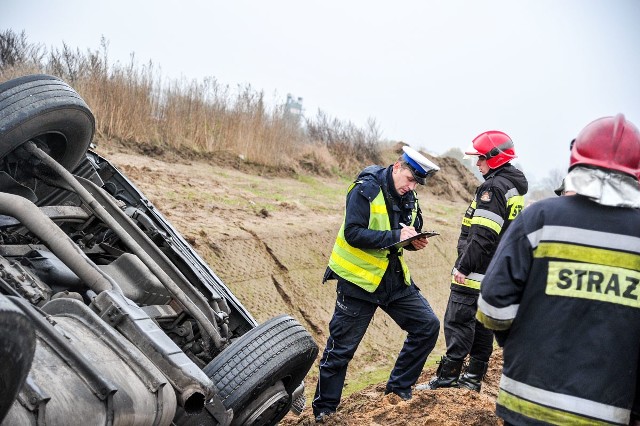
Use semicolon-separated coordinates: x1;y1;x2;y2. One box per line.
499;374;631;425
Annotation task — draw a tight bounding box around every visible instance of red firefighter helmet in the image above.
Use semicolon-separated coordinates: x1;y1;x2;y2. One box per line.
570;114;640;181
464;130;517;169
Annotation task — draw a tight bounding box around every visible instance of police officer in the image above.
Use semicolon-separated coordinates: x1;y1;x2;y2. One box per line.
418;130;528;392
312;146;441;423
477;114;640;425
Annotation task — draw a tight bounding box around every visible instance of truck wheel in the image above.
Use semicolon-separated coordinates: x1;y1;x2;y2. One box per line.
0;74;94;171
0;295;36;423
175;314;318;426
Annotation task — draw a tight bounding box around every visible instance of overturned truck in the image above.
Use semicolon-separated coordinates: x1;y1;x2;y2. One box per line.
0;74;318;426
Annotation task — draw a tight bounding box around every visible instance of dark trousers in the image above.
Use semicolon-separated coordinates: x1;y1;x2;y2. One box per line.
312;290;440;416
443;290;493;362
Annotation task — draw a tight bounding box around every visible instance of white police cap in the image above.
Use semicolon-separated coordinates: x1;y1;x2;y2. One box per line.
401;146;440;185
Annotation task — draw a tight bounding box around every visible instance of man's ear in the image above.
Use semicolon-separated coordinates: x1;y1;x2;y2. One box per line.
392;162;400;172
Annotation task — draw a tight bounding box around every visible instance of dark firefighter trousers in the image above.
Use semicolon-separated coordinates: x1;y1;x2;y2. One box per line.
443;290;493;362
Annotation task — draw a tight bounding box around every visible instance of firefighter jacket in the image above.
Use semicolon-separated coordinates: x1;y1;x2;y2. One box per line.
326;165;421;299
477;195;640;425
452;163;528;294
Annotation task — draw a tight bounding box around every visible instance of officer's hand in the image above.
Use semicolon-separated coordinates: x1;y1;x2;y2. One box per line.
399;225;417;240
411;236;428;250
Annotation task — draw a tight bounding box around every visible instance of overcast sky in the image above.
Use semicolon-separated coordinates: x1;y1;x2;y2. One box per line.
4;0;640;184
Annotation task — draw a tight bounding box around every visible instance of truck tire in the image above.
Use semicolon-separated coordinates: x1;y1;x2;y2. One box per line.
0;295;36;423
176;314;318;425
0;74;94;171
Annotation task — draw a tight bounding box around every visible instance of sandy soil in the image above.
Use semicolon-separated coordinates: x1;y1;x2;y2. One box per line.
282;350;504;426
96;144;500;426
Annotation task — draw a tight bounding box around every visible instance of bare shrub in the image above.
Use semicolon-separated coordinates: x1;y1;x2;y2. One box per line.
305;110;382;172
0;30;385;175
0;30;45;78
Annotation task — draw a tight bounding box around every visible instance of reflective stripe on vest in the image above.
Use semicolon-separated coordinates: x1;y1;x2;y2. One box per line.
328;187;415;292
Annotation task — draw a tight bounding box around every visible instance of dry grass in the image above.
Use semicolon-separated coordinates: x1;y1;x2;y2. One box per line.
0;30;384;175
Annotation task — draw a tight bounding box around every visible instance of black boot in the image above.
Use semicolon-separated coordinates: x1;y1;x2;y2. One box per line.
458;357;488;392
416;356;463;390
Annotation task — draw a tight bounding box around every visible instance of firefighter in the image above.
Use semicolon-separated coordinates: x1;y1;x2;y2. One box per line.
477;113;640;425
418;130;528;392
312;146;441;423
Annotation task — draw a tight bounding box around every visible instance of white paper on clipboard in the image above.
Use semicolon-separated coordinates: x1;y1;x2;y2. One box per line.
380;231;439;250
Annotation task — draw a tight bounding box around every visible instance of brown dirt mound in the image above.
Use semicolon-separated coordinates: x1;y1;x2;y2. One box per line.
281;350;503;425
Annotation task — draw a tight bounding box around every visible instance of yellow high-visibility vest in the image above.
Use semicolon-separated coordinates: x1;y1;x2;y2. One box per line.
328;186;417;292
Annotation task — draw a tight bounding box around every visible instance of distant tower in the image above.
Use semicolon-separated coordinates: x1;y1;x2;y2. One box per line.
285;93;303;123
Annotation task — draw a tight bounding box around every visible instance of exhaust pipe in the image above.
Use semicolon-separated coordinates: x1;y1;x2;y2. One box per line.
0;191;122;294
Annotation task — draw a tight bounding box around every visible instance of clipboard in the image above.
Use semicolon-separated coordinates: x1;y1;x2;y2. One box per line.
380;230;439;250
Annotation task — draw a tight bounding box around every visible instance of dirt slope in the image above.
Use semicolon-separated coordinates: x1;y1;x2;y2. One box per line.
96;143;501;425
